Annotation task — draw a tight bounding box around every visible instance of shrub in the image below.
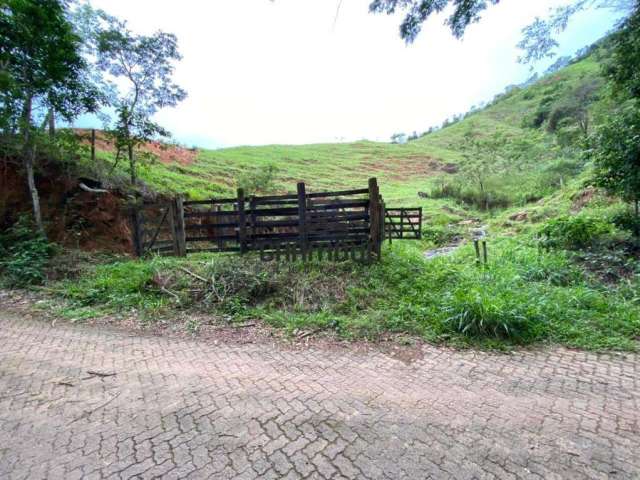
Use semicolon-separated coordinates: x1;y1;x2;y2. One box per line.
441;285;544;340
421;224;462;247
237;164;278;195
610;208;640;235
538;214;614;250
0;216;56;287
430;182;511;210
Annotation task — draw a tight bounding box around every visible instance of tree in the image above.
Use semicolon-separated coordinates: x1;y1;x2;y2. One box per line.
518;0;634;64
0;0;100;234
459;128;506;210
606;1;640;99
587;104;640;225
548;79;602;136
368;0;632;65
587;4;640;230
96;16;186;186
368;0;499;43
390;132;407;144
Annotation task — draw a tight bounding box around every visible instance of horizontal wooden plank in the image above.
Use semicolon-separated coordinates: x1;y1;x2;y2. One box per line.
252;193;298;202
307;212;369;222
183;197;239;206
249;232;369;244
185;234;238;243
250;198;298;207
306;188;369;198
185;222;238;230
252;219;299;228
185;210;240;218
306;201;369;211
186;246;242;253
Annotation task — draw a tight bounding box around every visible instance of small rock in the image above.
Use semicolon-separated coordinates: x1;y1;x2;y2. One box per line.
509;211;528;222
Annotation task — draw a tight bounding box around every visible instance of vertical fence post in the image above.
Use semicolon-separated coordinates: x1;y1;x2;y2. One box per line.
90;128;96;162
130;205;143;257
379;197;386;249
482;239;488;265
168;201;178;256
473;239;481;266
174;196;187;257
368;178;381;260
297;182;308;261
237;188;247;254
250;195;257;246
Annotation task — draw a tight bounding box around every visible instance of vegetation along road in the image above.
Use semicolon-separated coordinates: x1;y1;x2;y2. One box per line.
1;308;638;479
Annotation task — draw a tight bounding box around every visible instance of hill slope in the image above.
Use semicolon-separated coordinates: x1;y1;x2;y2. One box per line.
85;48;605;214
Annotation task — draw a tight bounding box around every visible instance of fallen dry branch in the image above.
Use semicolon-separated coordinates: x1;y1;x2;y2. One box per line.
179;267;208;283
86;370;117;377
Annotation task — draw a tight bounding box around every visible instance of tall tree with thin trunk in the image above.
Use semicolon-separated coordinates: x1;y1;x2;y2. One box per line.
95;16;186;187
587;4;640;235
0;0;100;234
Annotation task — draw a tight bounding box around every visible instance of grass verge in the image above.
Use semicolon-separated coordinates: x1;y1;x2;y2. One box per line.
48;238;640;351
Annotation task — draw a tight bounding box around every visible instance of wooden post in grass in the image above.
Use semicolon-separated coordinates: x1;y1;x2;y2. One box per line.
130;205;143;257
90;129;96;162
174;196;187;257
168;201;178;255
237;188;247;254
368;178;381;260
297;182;308;261
473;239;481;266
482;240;488;265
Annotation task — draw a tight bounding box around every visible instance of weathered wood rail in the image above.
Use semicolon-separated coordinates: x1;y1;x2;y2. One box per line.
131;178;421;262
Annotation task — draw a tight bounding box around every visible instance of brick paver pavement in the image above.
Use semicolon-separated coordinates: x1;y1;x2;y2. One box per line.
0;311;639;479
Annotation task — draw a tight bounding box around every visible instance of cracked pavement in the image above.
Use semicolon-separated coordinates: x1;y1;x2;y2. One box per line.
0;310;639;479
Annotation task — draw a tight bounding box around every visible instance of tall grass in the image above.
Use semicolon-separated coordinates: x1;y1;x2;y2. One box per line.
53;239;640;350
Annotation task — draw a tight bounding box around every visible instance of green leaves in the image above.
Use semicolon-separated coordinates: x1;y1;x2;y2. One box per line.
538;214;614;250
0;215;55;287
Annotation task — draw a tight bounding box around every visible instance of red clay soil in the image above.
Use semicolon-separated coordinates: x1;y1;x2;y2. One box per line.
75;129;197;166
1;161;133;253
570;187;598;213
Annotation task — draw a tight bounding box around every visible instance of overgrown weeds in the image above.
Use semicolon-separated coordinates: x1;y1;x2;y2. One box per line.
0;216;56;287
51;240;640;350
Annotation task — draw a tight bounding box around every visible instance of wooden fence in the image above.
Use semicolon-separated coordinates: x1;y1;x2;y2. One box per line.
131;178;419;262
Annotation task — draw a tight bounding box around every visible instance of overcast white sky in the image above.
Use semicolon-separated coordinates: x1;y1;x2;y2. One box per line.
79;0;621;149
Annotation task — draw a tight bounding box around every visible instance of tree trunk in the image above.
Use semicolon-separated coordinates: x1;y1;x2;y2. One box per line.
635;199;639;239
48;108;55;138
24;149;44;235
21;96;45;236
128;143;136;185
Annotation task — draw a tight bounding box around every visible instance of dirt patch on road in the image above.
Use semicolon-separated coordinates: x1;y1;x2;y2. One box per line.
0;289;431;364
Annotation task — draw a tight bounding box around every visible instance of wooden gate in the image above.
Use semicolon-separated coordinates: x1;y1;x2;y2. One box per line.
130;199;185;257
131;178;422;261
385;208;422;241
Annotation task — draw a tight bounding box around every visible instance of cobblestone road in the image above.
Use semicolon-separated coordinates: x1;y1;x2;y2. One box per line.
0;311;639;479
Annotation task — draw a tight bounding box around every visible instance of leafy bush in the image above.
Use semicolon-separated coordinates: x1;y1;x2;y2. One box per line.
0;216;56;287
421;224;462;247
610;208;640;235
237;164;279;195
538;214;614;250
430;182;511;210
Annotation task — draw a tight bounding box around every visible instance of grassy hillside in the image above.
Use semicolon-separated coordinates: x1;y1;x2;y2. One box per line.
87;50;601;205
5;43;639;351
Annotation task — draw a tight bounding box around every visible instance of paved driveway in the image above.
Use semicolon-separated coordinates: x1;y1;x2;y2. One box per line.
0;311;638;479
